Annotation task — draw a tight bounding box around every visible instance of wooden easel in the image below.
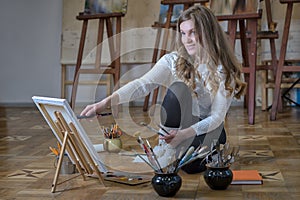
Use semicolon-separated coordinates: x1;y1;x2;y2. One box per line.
270;0;300;120
51;111;104;193
70;12;124;109
216;0;280;124
143;0;209;112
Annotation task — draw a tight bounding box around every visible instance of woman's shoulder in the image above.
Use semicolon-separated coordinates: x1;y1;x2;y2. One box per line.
159;52;178;62
156;52;178;69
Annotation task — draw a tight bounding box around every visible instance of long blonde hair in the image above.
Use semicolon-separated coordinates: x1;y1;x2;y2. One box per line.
175;5;246;99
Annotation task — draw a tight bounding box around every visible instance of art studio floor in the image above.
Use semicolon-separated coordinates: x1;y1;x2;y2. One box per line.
0;105;300;200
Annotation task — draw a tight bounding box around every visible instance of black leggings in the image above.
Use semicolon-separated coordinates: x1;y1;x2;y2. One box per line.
160;82;226;174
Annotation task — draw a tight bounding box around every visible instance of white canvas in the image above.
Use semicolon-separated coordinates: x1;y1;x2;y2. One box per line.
32;96;108;173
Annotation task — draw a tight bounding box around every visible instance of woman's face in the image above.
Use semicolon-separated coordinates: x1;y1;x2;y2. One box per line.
180;20;198;56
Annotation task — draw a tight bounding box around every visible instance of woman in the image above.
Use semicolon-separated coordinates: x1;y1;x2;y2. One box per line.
80;5;246;173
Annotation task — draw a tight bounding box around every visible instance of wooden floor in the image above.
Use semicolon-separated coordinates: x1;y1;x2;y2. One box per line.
1;105;300;200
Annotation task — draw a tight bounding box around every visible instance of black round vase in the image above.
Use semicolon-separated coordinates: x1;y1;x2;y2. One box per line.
151;173;182;197
204;164;233;190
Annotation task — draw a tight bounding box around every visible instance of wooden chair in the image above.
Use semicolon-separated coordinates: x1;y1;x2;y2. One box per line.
70;12;124;109
270;0;300;120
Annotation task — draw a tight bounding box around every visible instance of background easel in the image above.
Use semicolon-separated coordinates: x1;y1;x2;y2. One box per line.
143;0;209;112
70;12;125;109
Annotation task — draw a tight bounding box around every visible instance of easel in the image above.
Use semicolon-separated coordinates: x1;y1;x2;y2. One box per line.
270;0;300;120
70;12;125;109
51;111;104;193
214;0;280;124
143;0;209;112
259;0;279;111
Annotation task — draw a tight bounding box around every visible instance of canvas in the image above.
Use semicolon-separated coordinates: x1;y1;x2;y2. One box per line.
32;96;108;173
159;4;184;23
210;0;259;15
84;0;128;14
32;96;152;187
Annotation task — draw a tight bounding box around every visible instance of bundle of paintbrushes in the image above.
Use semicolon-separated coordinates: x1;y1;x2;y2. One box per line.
166;145;211;173
101;123;122;139
205;140;240;168
135;136;211;174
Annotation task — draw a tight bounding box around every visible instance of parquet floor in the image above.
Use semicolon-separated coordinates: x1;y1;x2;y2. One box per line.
0;105;300;200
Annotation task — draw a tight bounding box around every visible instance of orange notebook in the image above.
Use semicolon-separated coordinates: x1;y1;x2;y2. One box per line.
231;170;263;185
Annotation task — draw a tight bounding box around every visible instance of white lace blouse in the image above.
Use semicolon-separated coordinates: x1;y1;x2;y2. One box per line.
115;52;235;136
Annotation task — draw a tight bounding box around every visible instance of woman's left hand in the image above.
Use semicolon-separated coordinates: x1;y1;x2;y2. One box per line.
160;127;196;147
159;129;178;144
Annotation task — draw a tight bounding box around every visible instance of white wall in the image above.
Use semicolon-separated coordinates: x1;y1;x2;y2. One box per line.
0;0;62;105
0;1;299;106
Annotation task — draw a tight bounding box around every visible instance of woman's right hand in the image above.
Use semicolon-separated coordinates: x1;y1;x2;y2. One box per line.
80;101;106;117
79;93;119;118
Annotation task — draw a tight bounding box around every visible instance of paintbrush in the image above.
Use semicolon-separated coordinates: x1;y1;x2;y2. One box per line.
77;112;112;119
172;146;185;173
137;136;160;172
132;149;157;171
174;146;210;172
146;139;163;173
139;122;165;136
200;148;217;166
177;151;210;170
156;123;170;135
178;146;195;167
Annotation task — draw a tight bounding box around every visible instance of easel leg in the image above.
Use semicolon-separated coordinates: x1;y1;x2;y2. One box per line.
55;112;87;180
143;28;162;111
69;123;105;185
71;19;88;109
51;131;69;193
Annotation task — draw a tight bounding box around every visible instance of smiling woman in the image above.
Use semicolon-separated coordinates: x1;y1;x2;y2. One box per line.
180;20;198;56
80;5;246;174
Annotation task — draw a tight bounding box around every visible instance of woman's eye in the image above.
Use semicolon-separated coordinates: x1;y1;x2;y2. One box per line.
180;31;185;35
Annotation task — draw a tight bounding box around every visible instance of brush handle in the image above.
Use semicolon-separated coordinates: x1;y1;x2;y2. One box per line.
77;112;112;119
178;146;195;166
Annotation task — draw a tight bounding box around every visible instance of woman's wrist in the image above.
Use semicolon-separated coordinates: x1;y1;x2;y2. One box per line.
182;127;196;138
110;92;119;106
101;95;111;108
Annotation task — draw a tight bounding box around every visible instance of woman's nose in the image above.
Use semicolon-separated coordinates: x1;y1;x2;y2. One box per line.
186;35;193;42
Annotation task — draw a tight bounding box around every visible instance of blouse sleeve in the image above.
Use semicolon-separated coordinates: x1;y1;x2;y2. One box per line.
191;75;234;136
115;53;176;104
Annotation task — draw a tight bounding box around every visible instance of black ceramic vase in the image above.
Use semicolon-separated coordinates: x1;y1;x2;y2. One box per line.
204;164;233;190
151;173;182;197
